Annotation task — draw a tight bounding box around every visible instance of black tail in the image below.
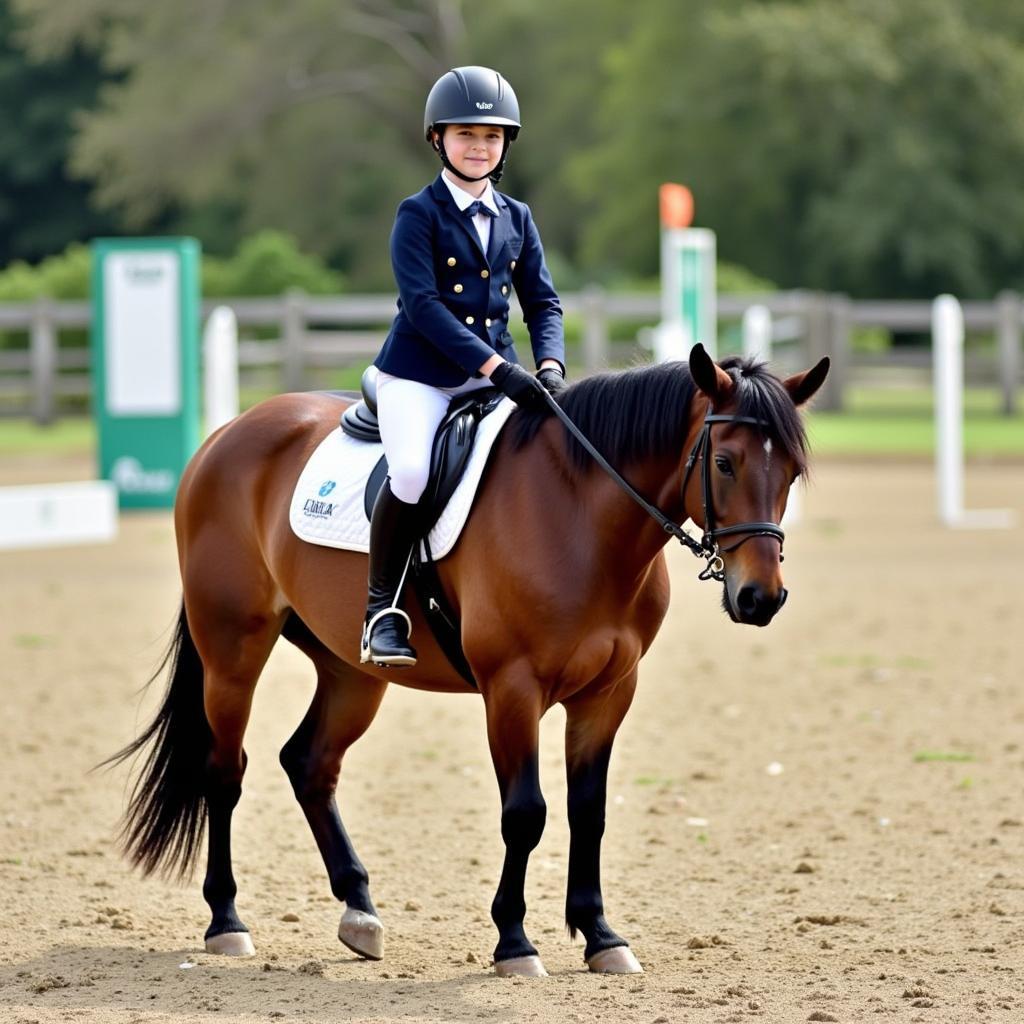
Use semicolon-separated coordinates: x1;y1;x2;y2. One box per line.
100;601;211;878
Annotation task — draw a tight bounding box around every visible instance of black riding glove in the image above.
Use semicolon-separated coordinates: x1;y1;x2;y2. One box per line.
536;366;566;395
490;361;549;411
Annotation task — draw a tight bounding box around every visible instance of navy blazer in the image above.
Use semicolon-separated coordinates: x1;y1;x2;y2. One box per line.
374;175;565;387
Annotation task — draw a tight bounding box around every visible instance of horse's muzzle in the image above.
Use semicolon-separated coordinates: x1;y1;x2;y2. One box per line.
728;583;788;627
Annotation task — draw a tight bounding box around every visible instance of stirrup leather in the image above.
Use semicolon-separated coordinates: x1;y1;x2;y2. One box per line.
360;607;414;665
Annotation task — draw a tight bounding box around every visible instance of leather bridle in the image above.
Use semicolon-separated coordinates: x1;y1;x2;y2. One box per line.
678;412;786;581
542;396;786;583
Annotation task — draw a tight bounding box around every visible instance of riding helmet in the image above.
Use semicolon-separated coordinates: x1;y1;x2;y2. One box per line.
424;66;521;183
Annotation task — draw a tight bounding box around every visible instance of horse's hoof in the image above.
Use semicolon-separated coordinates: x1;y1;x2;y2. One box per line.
494;955;548;977
338;906;384;961
587;946;643;974
205;931;255;957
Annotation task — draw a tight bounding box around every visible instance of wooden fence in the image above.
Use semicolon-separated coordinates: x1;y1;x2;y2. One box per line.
0;289;1020;423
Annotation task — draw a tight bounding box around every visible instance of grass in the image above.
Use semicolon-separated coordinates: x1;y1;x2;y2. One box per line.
0;417;95;455
807;386;1024;457
913;750;975;763
12;633;54;649
1;384;1021;458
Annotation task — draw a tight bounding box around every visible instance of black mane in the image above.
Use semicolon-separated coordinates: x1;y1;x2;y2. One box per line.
511;356;809;474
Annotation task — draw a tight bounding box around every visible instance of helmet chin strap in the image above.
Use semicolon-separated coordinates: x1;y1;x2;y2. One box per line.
434;136;511;184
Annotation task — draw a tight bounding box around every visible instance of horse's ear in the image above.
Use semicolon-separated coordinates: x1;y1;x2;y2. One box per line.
784;357;830;407
688;343;734;403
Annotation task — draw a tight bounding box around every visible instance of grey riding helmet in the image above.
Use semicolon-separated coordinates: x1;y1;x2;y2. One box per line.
424;66;521;183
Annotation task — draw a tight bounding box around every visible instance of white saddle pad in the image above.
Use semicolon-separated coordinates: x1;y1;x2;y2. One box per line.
289;397;516;560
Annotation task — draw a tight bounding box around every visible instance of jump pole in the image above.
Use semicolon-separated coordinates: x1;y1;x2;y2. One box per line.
742;304;772;362
0;480;118;551
933;294;1013;529
741;304;802;526
203;305;239;437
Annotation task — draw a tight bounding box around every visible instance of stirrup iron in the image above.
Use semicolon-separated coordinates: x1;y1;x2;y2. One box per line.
360;607;415;666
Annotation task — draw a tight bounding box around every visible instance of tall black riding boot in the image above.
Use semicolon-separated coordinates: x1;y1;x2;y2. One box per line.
361;479;419;667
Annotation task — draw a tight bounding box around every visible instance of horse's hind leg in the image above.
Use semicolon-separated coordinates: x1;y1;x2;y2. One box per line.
563;670;643;974
279;618;388;959
190;597;285;956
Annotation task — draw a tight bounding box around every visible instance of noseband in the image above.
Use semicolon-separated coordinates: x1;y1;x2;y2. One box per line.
542;398;786;584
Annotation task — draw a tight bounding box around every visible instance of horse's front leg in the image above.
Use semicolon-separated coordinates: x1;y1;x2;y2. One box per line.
563;669;643;974
483;673;548;977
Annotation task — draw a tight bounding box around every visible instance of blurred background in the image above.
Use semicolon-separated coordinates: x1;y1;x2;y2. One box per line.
1;0;1023;458
2;10;1023;1011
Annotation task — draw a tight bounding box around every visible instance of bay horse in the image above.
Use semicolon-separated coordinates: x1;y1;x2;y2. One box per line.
109;343;827;977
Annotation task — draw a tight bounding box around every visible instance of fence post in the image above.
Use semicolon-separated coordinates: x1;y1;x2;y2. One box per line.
996;290;1020;416
30;297;58;425
580;283;608;372
282;289;306;392
803;292;840;410
825;293;851;412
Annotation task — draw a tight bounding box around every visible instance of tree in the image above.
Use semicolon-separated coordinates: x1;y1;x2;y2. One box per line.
0;0;116;264
13;0;467;285
12;0;1024;296
567;0;1024;297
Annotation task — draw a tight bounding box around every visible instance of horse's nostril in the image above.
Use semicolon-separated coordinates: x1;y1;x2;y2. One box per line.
737;585;759;617
736;585;785;623
778;588;789;610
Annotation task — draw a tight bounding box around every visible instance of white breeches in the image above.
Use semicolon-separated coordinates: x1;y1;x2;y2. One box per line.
377;372;495;503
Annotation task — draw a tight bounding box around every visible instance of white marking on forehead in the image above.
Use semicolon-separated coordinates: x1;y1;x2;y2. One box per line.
763;437;773;473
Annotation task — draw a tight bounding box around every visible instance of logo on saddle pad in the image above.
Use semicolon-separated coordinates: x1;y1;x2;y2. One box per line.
303;497;336;519
319;480;336;497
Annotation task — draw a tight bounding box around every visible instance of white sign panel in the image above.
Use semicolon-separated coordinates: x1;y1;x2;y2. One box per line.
0;481;118;550
104;250;181;415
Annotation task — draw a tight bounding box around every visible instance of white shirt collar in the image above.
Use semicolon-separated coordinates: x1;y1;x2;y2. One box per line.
441;171;499;215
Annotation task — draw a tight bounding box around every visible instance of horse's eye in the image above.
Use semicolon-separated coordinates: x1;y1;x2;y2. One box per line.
714;455;734;477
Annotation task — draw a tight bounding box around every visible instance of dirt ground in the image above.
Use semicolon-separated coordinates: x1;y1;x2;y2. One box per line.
1;451;1022;1024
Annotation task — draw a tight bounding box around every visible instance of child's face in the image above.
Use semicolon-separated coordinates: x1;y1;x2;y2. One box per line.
440;124;505;179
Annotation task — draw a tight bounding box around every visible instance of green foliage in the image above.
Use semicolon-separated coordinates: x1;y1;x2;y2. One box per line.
202;231;343;297
851;326;891;354
0;231;343;352
0;0;117;264
12;0;446;287
564;0;1024;297
717;262;775;295
7;0;1024;297
0;244;91;300
0;231;342;303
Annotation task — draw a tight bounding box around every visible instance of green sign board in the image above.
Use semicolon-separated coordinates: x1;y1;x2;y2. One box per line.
90;237;201;509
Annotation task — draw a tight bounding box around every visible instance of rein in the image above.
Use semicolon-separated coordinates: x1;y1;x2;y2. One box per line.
541;395;785;583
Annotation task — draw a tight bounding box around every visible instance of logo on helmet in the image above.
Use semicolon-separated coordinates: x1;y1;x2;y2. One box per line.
475;102;494;110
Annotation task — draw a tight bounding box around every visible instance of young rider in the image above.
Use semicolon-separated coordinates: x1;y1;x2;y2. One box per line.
363;65;566;668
